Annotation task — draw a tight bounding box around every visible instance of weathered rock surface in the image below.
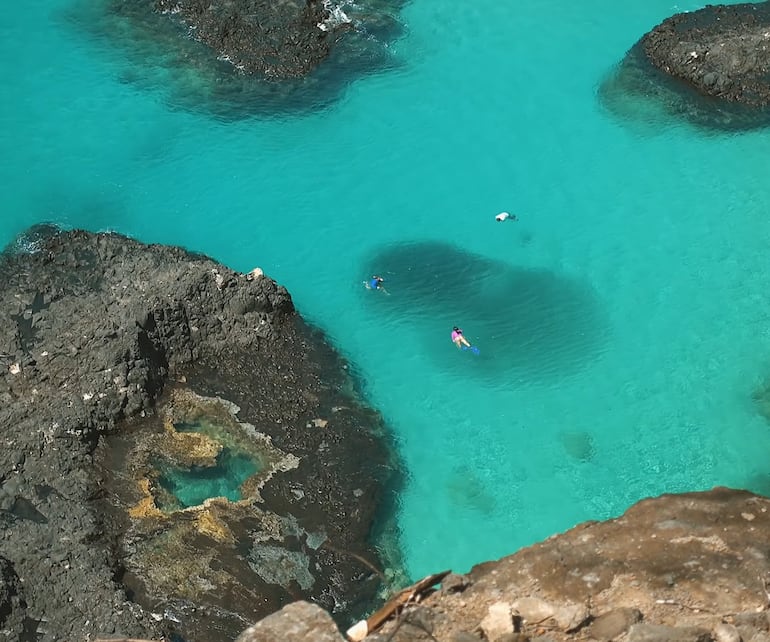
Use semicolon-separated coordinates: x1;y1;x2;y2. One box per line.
600;2;770;130
641;3;770;108
0;555;26;639
241;488;770;642
0;226;401;641
154;0;335;78
235;601;346;642
70;0;405;118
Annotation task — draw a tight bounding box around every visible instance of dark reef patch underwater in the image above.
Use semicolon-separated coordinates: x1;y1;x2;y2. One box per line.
60;0;408;119
363;241;609;386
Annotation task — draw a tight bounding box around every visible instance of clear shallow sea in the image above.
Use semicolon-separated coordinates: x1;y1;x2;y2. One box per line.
3;0;770;581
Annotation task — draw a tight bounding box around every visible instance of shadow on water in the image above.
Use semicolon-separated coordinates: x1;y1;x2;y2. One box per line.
363;241;609;386
60;0;408;120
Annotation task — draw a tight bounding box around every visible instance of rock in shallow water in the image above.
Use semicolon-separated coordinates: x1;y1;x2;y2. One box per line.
65;0;408;118
642;3;770;109
601;2;770;131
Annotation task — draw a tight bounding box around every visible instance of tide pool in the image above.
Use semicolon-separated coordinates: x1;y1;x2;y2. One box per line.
3;0;770;582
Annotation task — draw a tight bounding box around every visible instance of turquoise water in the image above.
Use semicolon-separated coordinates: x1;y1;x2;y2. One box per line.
155;447;259;509
4;0;770;581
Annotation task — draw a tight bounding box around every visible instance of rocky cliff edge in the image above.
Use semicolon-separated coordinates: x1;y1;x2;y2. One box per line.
240;487;770;642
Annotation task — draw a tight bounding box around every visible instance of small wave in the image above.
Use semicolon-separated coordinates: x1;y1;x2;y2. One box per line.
318;0;353;32
5;223;62;256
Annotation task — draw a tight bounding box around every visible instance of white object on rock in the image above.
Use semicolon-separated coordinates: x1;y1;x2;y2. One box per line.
246;267;264;281
480;602;514;642
345;619;369;642
8;363;20;375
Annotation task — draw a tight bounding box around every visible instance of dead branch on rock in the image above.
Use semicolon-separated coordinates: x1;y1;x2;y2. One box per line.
346;570;451;641
94;638;164;642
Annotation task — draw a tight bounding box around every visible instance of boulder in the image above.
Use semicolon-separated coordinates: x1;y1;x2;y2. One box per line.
235;601;346;642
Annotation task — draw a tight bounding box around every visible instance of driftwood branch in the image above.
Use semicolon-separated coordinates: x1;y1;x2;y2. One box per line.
346;570;451;641
94;639;163;642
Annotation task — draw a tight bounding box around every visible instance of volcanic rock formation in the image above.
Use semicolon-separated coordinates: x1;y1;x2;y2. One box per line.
0;226;402;641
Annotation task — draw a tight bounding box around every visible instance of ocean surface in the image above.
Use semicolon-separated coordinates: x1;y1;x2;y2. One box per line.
3;0;770;582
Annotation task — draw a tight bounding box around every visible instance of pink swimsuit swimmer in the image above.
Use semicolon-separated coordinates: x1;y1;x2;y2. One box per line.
451;330;462;343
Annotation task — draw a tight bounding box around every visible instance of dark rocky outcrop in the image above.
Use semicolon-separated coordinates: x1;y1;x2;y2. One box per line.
642;3;770;108
0;226;402;641
153;0;337;79
242;488;770;642
601;3;770;130
67;0;406;118
0;556;26;639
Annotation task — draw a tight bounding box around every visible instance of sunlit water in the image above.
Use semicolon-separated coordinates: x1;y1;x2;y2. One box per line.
3;0;770;581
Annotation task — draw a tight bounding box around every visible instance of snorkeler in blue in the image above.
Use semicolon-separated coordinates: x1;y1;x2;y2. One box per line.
368;275;384;290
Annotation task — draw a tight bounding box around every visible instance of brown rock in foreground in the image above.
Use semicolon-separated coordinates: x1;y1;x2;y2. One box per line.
236;601;347;642
242;488;770;642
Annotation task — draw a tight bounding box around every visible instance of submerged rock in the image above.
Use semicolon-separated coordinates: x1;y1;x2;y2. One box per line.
0;227;403;641
65;0;407;118
364;241;608;385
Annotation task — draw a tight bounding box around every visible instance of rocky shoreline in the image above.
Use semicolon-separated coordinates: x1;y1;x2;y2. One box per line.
600;2;770;130
72;0;407;118
0;227;403;641
240;488;770;642
641;3;770;109
1;227;769;642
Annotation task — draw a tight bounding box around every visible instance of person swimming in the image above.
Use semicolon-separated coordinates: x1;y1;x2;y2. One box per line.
495;211;518;222
367;275;384;290
451;326;472;349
